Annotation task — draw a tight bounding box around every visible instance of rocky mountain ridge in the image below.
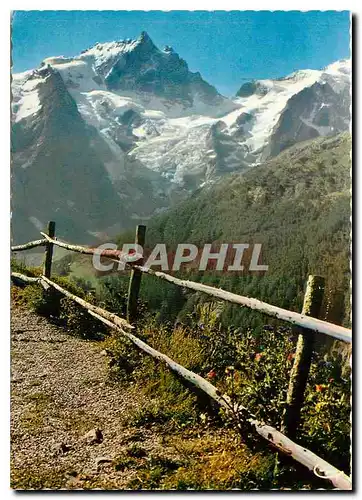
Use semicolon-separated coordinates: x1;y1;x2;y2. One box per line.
11;32;351;242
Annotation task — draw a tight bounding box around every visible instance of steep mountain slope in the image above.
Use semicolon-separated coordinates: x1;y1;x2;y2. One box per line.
11;31;350;243
228;59;351;162
145;133;351;327
11;66;173;243
11;32;238;243
12;67;121;242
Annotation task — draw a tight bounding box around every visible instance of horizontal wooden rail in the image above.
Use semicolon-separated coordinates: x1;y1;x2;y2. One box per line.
40;275;134;331
39;233;138;263
11;238;48;251
13;234;351;344
38;233;115;256
10;271;351;489
11;272;40;284
133;266;352;344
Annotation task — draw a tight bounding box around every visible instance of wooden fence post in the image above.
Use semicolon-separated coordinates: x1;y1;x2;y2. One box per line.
282;275;325;439
43;221;55;278
127;225;146;323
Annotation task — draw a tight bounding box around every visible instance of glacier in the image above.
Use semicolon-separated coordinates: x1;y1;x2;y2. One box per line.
11;32;351;242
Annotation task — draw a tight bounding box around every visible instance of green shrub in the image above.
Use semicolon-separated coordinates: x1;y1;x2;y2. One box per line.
51;254;73;276
96;275;128;315
21;275;88;319
300;343;351;473
11;258;42;277
59;297;106;340
100;333;143;380
19;285;62;317
11;261;108;340
214;326;351;476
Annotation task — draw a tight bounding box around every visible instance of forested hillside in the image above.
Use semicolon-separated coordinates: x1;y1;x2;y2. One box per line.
139;133;351;329
54;133;351;332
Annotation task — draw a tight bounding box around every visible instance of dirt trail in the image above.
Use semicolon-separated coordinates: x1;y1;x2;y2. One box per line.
10;305;171;489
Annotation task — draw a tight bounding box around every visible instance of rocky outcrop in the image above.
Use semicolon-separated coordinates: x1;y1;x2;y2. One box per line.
264;79;351;159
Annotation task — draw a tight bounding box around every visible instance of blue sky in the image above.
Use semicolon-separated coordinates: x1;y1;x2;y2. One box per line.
11;10;350;96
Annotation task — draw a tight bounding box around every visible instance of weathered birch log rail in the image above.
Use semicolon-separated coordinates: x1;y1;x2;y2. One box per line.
11;238;48;251
10;223;352;489
9;270;353;490
132;265;351;344
11;272;40;284
41;275;133;331
38;232;140;264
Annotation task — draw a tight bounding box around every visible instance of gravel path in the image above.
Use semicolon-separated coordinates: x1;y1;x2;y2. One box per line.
10;306;170;490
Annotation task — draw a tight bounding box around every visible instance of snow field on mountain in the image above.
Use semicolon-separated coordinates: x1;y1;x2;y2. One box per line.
222;70;322;152
11;28;351;190
12;72;44;123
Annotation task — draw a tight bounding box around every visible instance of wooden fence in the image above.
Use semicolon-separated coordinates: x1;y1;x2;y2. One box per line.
10;222;352;490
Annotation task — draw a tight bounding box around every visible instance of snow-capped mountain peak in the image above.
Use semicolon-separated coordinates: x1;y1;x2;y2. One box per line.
76;30;159;75
27;32;238;120
323;58;351;76
11;43;351;243
226;59;350;158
